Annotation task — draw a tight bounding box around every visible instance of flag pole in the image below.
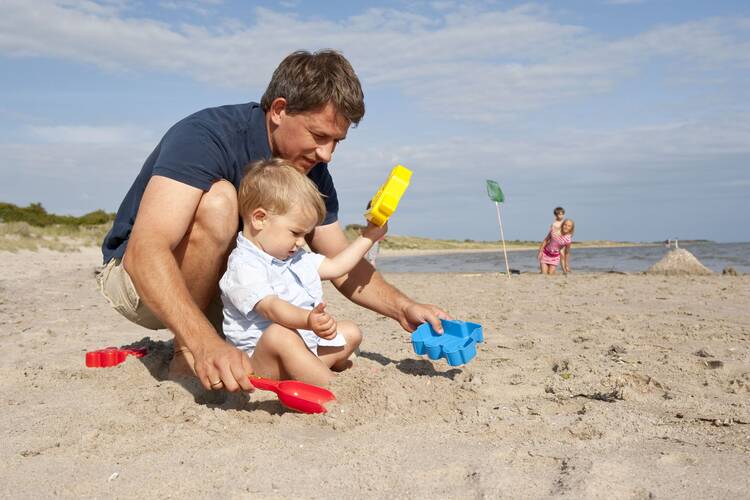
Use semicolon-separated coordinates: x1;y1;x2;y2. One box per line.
495;201;511;278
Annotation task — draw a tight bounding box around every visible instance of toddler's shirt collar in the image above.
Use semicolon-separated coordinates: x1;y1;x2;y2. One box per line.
235;232;303;268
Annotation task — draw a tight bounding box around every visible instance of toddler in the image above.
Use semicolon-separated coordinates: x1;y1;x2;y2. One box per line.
220;159;387;386
550;206;565;233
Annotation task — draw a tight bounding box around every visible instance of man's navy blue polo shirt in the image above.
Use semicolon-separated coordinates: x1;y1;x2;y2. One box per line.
101;102;339;263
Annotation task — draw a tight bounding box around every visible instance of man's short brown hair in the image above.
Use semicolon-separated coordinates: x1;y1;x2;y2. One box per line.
238;158;326;225
261;50;365;126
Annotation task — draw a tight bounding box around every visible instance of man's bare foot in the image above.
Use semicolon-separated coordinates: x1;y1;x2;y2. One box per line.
168;347;198;380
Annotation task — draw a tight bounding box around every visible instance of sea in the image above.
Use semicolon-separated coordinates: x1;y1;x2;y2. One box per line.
376;241;750;274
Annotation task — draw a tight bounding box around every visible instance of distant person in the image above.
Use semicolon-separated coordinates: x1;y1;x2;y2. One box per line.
220;160;387;386
96;49;449;393
538;219;575;275
551;206;565;233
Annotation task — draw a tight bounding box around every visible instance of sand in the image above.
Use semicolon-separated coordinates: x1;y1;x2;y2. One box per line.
1;247;749;498
647;249;714;276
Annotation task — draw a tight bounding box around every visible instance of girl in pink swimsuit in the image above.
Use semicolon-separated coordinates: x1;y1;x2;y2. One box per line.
538;219;575;275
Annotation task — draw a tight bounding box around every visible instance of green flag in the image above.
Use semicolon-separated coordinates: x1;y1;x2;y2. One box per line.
486;179;504;203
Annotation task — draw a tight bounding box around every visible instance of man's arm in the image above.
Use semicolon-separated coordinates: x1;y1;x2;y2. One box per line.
123;176;253;392
307;221;450;333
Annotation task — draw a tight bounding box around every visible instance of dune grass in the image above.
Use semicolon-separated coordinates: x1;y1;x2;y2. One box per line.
343;224;647;251
0;222;110;252
0;202;113;252
343;224;538;250
0;202;114;227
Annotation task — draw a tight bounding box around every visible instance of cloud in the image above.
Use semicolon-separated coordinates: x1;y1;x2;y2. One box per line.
1;2;748;122
0;139;153;217
0;140;152;178
605;0;647;5
159;0;223;17
332;112;750;209
332;114;749;240
27;125;156;144
1;2;748;241
1;111;747;238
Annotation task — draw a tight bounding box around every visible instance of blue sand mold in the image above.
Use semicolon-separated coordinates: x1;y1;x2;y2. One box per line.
411;319;483;366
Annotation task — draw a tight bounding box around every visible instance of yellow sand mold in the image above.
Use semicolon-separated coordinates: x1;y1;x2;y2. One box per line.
365;165;412;226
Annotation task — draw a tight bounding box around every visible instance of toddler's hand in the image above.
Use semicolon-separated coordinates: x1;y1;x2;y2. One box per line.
307;302;337;340
362;220;388;243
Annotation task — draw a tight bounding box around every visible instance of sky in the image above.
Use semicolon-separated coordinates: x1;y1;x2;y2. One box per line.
1;0;748;243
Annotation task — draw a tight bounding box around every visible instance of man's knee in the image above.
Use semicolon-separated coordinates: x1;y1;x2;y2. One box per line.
194;180;238;245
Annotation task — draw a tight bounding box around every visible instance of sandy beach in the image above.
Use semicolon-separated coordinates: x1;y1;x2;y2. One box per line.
1;246;749;498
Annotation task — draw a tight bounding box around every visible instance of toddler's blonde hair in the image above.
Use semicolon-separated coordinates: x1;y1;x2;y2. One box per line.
238;158;326;225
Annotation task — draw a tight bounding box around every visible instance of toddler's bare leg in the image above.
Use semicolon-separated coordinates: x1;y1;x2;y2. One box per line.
318;320;363;372
250;324;334;386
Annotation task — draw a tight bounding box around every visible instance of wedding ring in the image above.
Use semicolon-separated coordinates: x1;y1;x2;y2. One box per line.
210;379;223;388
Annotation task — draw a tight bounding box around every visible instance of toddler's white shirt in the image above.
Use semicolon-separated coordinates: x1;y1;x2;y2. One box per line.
219;232;346;355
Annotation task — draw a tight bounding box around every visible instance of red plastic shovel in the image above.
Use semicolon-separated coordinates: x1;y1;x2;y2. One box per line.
249;376;336;414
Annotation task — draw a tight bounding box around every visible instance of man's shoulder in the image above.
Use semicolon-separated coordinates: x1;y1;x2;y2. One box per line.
183;101;260;124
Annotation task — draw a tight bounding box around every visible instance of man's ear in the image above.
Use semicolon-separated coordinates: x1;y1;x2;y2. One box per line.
268;97;287;127
250;208;268;230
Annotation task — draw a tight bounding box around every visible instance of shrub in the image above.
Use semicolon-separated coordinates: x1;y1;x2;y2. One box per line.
0;202;115;227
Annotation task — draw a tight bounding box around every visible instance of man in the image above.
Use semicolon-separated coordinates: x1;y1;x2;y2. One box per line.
97;50;448;393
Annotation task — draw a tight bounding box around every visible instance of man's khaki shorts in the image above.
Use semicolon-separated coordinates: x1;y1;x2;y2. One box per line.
96;258;223;333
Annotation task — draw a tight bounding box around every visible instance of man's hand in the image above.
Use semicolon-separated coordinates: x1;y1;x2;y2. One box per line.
307;302;337;340
191;336;255;393
399;302;452;333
